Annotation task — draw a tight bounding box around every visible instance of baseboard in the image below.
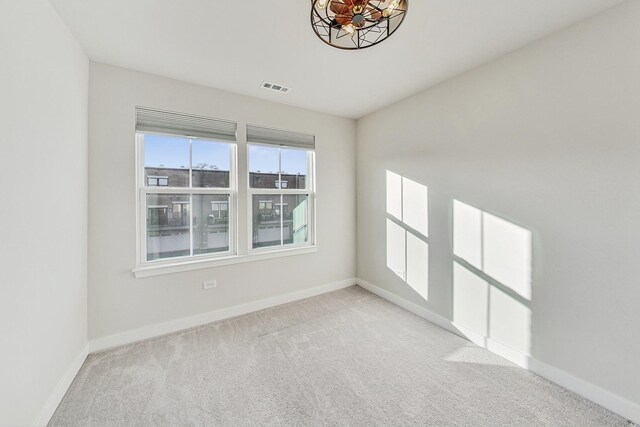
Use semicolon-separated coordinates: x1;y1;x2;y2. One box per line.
34;343;89;427
89;278;357;353
356;278;640;425
530;359;640;424
357;278;454;333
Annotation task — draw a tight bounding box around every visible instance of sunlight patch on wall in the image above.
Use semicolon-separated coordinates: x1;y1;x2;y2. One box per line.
490;286;531;354
386;171;402;220
453;200;532;355
403;177;429;237
453;200;482;270
453;261;488;336
483;213;532;300
385;171;429;300
407;232;429;299
386;219;406;280
453;200;532;300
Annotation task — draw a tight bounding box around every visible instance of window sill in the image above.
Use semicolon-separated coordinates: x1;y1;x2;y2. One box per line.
132;245;319;278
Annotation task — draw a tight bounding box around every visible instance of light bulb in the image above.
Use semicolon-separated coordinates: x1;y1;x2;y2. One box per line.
342;23;356;35
385;0;400;15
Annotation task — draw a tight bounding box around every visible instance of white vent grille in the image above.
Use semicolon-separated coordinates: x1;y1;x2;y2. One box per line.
261;81;291;94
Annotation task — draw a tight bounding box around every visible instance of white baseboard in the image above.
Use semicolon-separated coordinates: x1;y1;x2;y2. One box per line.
356;278;639;425
89;278;357;353
530;358;640;425
34;343;89;427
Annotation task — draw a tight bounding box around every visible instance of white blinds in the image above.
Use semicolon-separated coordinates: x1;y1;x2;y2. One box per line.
136;107;237;142
246;124;315;150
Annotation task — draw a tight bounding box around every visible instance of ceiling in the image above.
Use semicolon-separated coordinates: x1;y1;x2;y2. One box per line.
50;0;625;118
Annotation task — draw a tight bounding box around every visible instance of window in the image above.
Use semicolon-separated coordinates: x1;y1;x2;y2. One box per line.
386;171;429;300
136;108;237;263
134;110;317;276
247;125;315;251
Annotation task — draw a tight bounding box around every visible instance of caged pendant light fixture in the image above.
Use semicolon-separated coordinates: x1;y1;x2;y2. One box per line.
311;0;408;50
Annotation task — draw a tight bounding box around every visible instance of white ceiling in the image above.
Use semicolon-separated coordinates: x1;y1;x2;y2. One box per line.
50;0;625;118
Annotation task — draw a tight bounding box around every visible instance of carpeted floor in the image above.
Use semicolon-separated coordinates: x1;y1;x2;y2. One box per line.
50;286;633;426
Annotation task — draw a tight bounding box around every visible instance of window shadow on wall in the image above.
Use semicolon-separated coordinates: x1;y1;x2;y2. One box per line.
385;171;429;301
452;200;533;358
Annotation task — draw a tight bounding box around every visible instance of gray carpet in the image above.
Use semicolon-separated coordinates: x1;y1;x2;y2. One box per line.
50;286;633;426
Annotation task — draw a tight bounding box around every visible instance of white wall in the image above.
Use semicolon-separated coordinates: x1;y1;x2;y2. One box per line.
357;0;639;413
88;63;356;341
0;0;88;425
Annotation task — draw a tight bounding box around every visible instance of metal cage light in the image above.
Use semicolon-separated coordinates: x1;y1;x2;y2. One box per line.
311;0;408;50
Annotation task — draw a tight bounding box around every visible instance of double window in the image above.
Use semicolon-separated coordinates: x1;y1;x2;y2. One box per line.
136;108;315;268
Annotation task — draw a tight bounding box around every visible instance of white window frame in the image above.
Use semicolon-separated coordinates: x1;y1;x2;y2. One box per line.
247;143;316;254
135;132;238;268
132;124;319;279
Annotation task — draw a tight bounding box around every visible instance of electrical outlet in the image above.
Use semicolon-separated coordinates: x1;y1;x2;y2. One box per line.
203;280;217;290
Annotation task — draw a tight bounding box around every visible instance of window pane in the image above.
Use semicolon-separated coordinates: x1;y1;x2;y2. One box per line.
146;194;190;260
281;148;308;189
252;194;282;248
192;140;231;188
192;194;230;255
144;134;190;187
249;144;280;188
283;194;309;245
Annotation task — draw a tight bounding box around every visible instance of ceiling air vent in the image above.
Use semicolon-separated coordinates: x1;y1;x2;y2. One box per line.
261;81;290;94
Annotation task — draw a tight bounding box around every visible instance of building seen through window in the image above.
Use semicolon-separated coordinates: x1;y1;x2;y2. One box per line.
248;144;312;249
136;114;315;265
142;134;233;261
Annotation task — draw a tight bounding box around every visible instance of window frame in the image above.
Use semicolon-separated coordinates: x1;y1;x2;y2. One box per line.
135;132;238;267
246;142;316;254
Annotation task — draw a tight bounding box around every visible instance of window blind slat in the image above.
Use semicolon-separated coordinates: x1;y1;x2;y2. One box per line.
246;124;315;150
136;107;237;142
